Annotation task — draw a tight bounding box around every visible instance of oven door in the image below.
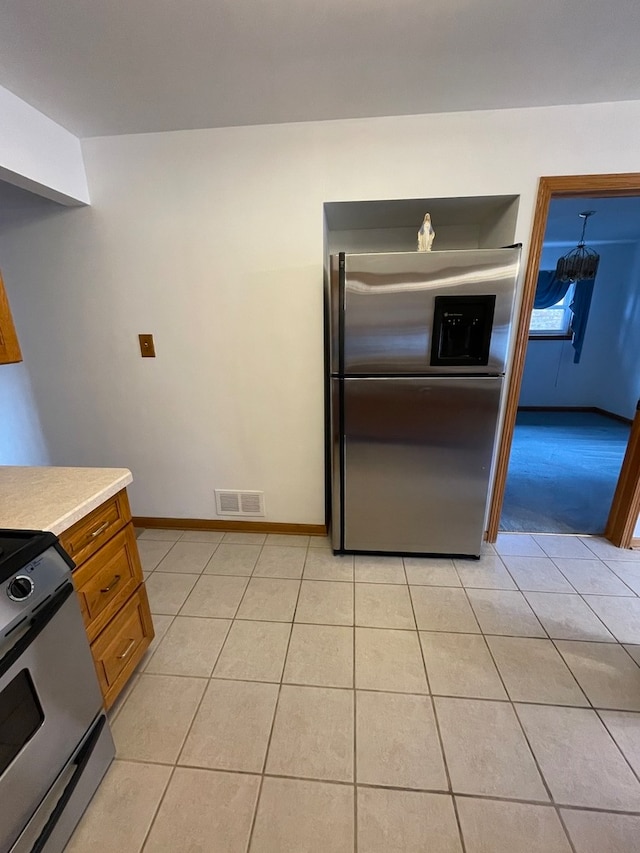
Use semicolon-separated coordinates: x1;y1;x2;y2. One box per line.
0;581;103;853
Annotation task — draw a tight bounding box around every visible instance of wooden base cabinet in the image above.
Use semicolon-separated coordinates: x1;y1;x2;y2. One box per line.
60;488;154;710
91;586;154;708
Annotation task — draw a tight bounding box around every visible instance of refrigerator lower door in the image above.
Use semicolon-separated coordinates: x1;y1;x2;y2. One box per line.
339;376;503;556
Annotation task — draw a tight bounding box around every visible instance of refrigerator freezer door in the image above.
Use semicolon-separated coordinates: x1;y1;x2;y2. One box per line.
339;376;503;555
337;249;519;376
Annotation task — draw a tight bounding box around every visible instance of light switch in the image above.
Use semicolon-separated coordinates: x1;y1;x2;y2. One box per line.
138;334;156;357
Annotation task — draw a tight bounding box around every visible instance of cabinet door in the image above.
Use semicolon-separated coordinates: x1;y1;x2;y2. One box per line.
0;269;21;364
74;523;144;642
91;585;154;709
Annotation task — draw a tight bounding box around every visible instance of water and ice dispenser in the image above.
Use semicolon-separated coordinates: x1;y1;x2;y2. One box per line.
430;294;497;367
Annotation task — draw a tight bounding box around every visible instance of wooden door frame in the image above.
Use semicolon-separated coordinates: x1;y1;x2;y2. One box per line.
486;173;640;545
606;401;640;548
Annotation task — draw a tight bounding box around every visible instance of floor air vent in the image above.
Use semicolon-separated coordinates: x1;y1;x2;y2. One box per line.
215;490;265;517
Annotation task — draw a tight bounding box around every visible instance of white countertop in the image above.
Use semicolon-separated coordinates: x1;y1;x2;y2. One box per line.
0;466;133;535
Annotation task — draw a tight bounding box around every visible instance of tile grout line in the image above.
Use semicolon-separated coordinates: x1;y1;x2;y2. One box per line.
105;754;640;817
482;551;524;594
106;672;143;727
144;537;181;573
244;548;308;853
456;580;560;840
137;568;246;847
137;594;241;850
580;537;640;562
403;555;469;853
138;532;640;848
204;543;273;674
123;664;640;716
461;571;551;643
149;570;640;601
594;707;640;788
204;618;235;679
495;539;640;598
138;764;178;853
510;703;580;853
136;611;179;677
163;534;223;572
549;554;639;599
605;561;640;597
177;630;231;757
577;589;631;643
620;643;640;671
353;579;358;853
498;548;584;597
476;614;578;850
457;578;588;848
144;609;637;652
148;561;640;603
129;519;188;846
547;637;604;710
207;539;255;577
554;557;639;598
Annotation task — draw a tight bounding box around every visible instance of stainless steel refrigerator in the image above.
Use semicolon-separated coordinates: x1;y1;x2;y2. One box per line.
327;247;521;557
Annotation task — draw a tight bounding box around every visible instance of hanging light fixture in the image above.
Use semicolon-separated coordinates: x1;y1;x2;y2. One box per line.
555;210;600;282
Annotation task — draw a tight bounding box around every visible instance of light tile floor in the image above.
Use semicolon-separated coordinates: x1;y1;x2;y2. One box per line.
65;530;640;852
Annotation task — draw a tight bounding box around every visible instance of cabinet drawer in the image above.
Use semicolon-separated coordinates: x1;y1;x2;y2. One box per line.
74;523;143;642
60;489;131;566
91;584;154;710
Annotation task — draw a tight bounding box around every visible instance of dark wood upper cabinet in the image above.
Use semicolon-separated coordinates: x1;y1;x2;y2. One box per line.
0;268;22;364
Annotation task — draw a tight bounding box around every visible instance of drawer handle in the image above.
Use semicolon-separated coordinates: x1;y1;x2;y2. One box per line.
90;521;110;539
100;574;122;594
116;638;137;660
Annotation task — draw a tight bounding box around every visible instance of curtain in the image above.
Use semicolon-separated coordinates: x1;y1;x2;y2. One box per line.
534;269;595;364
570;279;595;364
534;270;570;308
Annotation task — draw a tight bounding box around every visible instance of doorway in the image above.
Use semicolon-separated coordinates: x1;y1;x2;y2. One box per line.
487;174;640;547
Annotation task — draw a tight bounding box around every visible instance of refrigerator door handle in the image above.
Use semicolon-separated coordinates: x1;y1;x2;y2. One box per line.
338;252;346;377
329;377;345;552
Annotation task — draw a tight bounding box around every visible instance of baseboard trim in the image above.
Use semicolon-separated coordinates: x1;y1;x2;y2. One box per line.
632;538;640;550
595;407;634;426
517;405;633;425
518;406;594;412
132;516;327;536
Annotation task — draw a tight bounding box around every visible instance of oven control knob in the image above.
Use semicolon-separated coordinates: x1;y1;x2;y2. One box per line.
7;575;34;601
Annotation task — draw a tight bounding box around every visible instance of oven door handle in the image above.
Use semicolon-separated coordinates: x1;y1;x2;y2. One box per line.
30;715;107;853
0;582;74;681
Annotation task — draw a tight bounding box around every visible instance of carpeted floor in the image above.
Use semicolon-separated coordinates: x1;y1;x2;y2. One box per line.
500;410;631;534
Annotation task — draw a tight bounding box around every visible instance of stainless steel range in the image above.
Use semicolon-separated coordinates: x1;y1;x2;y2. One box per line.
0;529;115;853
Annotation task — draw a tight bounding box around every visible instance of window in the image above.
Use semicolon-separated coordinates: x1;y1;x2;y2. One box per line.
0;670;44;774
529;284;574;337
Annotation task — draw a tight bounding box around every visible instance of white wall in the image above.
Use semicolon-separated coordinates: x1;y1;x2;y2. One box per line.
3;99;640;521
0;363;50;465
0;250;52;466
0;85;89;205
0;84;87;466
520;240;640;419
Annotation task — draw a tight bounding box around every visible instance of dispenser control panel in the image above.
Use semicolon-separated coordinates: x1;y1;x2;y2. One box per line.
430;294;496;367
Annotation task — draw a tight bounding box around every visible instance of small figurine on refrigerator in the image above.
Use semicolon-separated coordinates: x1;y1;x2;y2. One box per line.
417;213;435;251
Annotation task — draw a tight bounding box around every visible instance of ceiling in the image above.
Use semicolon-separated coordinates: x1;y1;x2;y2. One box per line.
0;1;639;138
545;197;640;245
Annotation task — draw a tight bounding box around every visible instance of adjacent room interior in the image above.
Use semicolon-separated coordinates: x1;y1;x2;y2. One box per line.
501;196;640;534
